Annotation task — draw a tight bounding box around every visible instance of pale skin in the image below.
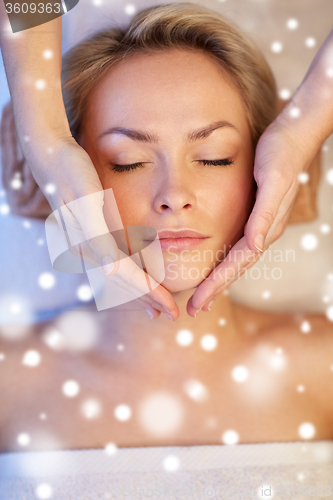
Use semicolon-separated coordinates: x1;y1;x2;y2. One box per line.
1;50;333;451
81;48;256;313
1;289;333;451
1;4;332;318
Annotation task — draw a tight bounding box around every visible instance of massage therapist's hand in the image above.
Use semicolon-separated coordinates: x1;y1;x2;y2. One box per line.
187;29;333;317
186;120;312;316
0;11;178;320
34;136;179;320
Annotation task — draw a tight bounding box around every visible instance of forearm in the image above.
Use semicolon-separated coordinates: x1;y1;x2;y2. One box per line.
0;6;71;160
277;29;333;160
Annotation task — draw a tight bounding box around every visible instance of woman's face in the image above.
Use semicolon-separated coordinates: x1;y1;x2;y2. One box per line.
81;48;255;292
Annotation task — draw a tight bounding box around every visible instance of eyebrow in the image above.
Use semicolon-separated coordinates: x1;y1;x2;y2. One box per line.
97;120;239;143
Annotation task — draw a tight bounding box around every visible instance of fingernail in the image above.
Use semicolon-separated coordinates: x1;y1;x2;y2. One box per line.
102;256;115;275
162;305;170;313
207;300;214;311
253;234;264;253
146;309;154;319
165;313;173;321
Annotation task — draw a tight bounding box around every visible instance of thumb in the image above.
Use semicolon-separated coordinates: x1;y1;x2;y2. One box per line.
244;177;283;253
60;190;121;276
82;232;121;277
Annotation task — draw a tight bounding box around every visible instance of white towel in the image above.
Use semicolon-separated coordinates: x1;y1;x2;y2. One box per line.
0;162;93;325
0;442;332;499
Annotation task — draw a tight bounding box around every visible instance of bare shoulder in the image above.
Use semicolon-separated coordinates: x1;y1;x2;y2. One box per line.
267;314;333;424
233;301;333;422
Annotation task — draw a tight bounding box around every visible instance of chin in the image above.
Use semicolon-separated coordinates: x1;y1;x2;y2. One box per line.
161;279;195;293
161;264;213;293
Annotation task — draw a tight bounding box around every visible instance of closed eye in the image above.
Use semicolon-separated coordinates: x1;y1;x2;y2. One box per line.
110;162;146;172
109;158;234;173
199;159;234;167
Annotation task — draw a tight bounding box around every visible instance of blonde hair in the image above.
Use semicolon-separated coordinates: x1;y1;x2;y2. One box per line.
62;2;277;149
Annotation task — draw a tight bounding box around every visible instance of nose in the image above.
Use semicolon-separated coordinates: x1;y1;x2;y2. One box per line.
152;163;197;215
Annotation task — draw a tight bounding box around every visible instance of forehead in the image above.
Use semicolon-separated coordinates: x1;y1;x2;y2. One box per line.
85;48;249;140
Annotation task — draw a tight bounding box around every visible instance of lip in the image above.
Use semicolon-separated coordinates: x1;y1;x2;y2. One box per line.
157;229;207;239
154;229;209;251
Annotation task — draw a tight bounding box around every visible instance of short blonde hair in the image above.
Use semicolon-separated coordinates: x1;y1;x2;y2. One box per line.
62;2;277;149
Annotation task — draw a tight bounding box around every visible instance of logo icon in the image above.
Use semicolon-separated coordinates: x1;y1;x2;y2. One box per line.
45;188;165;311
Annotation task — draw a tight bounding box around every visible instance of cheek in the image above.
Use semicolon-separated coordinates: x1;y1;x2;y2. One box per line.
103;176;150;227
206;170;255;242
80;136;151;226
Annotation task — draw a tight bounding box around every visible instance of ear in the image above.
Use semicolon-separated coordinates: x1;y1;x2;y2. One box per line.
276;98;321;225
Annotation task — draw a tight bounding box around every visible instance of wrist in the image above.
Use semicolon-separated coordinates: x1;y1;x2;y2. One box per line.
17;128;75;185
276;87;328;163
17;117;73;163
8;79;72;158
278;72;333;152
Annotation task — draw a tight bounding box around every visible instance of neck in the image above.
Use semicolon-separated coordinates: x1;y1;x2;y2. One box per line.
111;288;239;340
91;288;242;378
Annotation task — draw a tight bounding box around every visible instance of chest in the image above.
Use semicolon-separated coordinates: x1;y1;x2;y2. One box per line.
0;330;331;452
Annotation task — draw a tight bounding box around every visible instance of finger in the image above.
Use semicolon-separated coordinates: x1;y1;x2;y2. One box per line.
244;175;288;254
264;190;297;246
190;187;297;317
199;263;252;312
187;262;252;315
68;243;178;318
135;295;178;321
186;237;260;316
138;282;179;320
60;194;120;275
92;248;179;319
135;298;161;319
65;221;179;317
59;192;179;317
